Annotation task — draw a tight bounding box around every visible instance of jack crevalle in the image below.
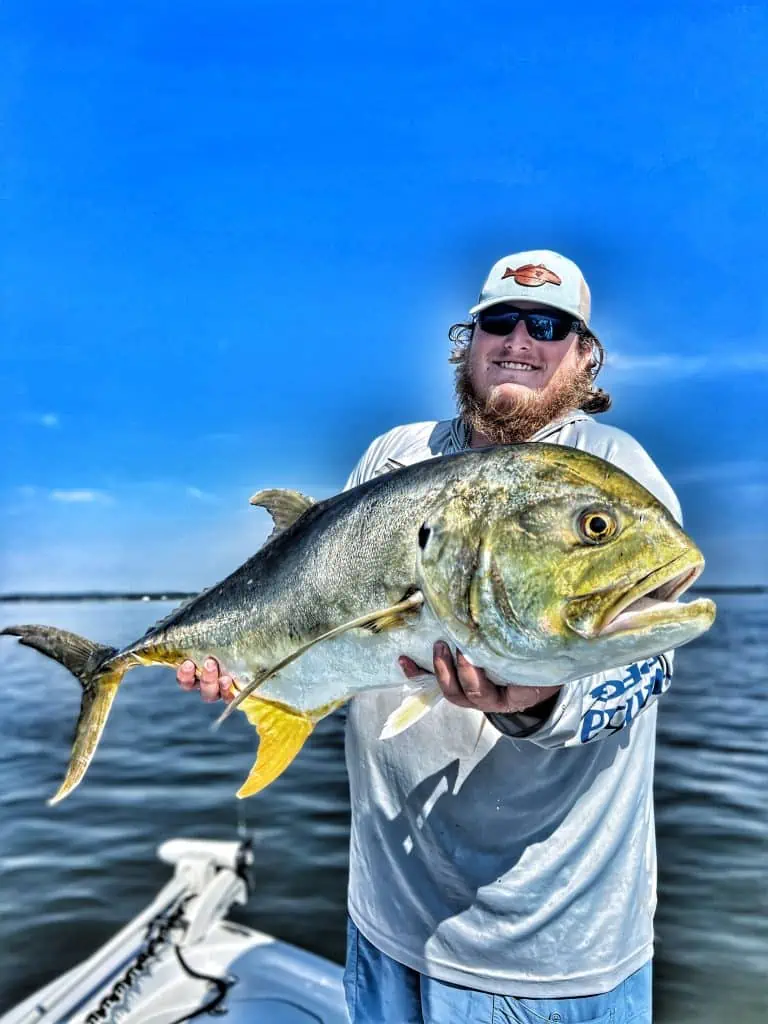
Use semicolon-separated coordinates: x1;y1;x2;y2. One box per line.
2;443;715;804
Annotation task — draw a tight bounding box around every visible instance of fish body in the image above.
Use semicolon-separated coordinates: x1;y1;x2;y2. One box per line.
2;443;716;804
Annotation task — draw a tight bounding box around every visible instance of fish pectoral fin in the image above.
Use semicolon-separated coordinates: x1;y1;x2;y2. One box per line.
379;679;444;740
237;699;315;798
362;593;424;633
215;590;425;728
248;488;316;531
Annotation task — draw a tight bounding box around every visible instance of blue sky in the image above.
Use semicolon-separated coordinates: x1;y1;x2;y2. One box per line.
3;0;766;590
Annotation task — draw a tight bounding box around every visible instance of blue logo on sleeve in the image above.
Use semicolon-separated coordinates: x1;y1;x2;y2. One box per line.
580;657;670;743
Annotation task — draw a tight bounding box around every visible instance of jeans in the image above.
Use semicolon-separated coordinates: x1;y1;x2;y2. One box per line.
343;919;652;1023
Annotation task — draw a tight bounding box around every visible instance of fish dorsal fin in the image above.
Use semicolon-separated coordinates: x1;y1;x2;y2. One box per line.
379;678;444;739
214;590;425;728
248;489;316;532
237;698;314;797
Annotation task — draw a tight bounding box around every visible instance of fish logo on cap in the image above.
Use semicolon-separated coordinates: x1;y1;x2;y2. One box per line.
502;264;562;288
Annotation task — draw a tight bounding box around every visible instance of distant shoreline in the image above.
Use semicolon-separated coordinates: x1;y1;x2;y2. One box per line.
0;586;766;603
0;592;195;603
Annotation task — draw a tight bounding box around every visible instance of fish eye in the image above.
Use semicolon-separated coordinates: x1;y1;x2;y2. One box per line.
577;509;617;544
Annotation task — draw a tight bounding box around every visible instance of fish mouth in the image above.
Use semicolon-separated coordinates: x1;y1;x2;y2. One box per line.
565;550;715;640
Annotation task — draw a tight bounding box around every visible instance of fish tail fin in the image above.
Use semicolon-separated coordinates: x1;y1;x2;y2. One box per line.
237;698;315;798
1;625;129;805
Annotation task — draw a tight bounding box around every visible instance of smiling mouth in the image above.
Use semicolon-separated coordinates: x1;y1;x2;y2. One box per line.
493;361;541;372
565;551;715;639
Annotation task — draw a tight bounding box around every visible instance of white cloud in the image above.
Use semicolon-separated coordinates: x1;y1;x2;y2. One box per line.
50;489;113;504
694;532;768;587
20;412;61;428
673;460;768;485
186;486;218;503
672;462;768;513
0;508;265;593
0;475;344;592
606;350;768;377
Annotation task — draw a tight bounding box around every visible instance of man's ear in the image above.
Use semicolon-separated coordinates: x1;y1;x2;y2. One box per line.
578;338;598;376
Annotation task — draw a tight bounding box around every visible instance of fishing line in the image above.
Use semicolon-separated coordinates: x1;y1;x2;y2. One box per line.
236;799;250;843
235;802;255;895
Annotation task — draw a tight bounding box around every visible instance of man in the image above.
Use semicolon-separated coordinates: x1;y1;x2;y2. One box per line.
178;250;677;1023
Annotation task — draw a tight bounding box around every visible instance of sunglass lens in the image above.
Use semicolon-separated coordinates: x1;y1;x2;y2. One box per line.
478;309;521;336
526;313;571;341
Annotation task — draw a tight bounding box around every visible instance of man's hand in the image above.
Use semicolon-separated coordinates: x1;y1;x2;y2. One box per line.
399;641;560;714
176;658;236;703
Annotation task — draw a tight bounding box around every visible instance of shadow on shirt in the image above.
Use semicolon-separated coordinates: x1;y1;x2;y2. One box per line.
377;723;632;935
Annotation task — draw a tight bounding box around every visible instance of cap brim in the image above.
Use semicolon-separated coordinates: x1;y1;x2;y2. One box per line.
469;296;580;318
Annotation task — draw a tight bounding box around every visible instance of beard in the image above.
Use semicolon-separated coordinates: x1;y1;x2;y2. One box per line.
454;352;595;445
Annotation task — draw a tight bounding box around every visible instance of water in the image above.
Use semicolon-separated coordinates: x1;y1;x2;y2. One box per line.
653;594;768;1022
0;596;765;1021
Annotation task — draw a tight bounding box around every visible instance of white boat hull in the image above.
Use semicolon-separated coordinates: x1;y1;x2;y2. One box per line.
1;838;347;1024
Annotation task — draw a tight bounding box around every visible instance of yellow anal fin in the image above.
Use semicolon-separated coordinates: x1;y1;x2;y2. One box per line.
237;699;315;798
215;590;424;728
379;679;444;740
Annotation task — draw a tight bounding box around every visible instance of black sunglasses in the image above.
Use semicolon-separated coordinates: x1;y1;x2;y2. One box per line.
477;304;585;342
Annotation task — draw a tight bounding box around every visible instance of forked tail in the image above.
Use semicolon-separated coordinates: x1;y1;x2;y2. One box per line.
1;625;131;805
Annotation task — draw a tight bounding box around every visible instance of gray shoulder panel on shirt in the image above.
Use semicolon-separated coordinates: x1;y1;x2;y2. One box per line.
346;419;457;488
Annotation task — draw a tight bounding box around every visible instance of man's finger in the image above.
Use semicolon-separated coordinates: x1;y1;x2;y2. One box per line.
177;660;199;690
398;656;434;681
200;680;220;702
454;651;507;711
433;642;473;708
199;657;221;702
200;657;220;685
219;675;234;701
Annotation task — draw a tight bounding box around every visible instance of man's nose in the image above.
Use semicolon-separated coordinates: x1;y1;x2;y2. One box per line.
502;320;533;346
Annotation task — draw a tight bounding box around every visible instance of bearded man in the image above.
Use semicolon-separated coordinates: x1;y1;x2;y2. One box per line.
178;251;677;1024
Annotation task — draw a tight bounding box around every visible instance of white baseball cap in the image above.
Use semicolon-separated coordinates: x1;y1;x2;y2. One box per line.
469;249;593;327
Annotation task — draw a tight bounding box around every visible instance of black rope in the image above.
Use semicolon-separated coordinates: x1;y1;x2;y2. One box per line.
166;946;236;1023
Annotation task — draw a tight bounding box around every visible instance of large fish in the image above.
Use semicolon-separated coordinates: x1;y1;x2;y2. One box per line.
2;443;715;805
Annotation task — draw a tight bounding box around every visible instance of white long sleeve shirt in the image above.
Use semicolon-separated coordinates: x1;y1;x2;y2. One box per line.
343;412;679;997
